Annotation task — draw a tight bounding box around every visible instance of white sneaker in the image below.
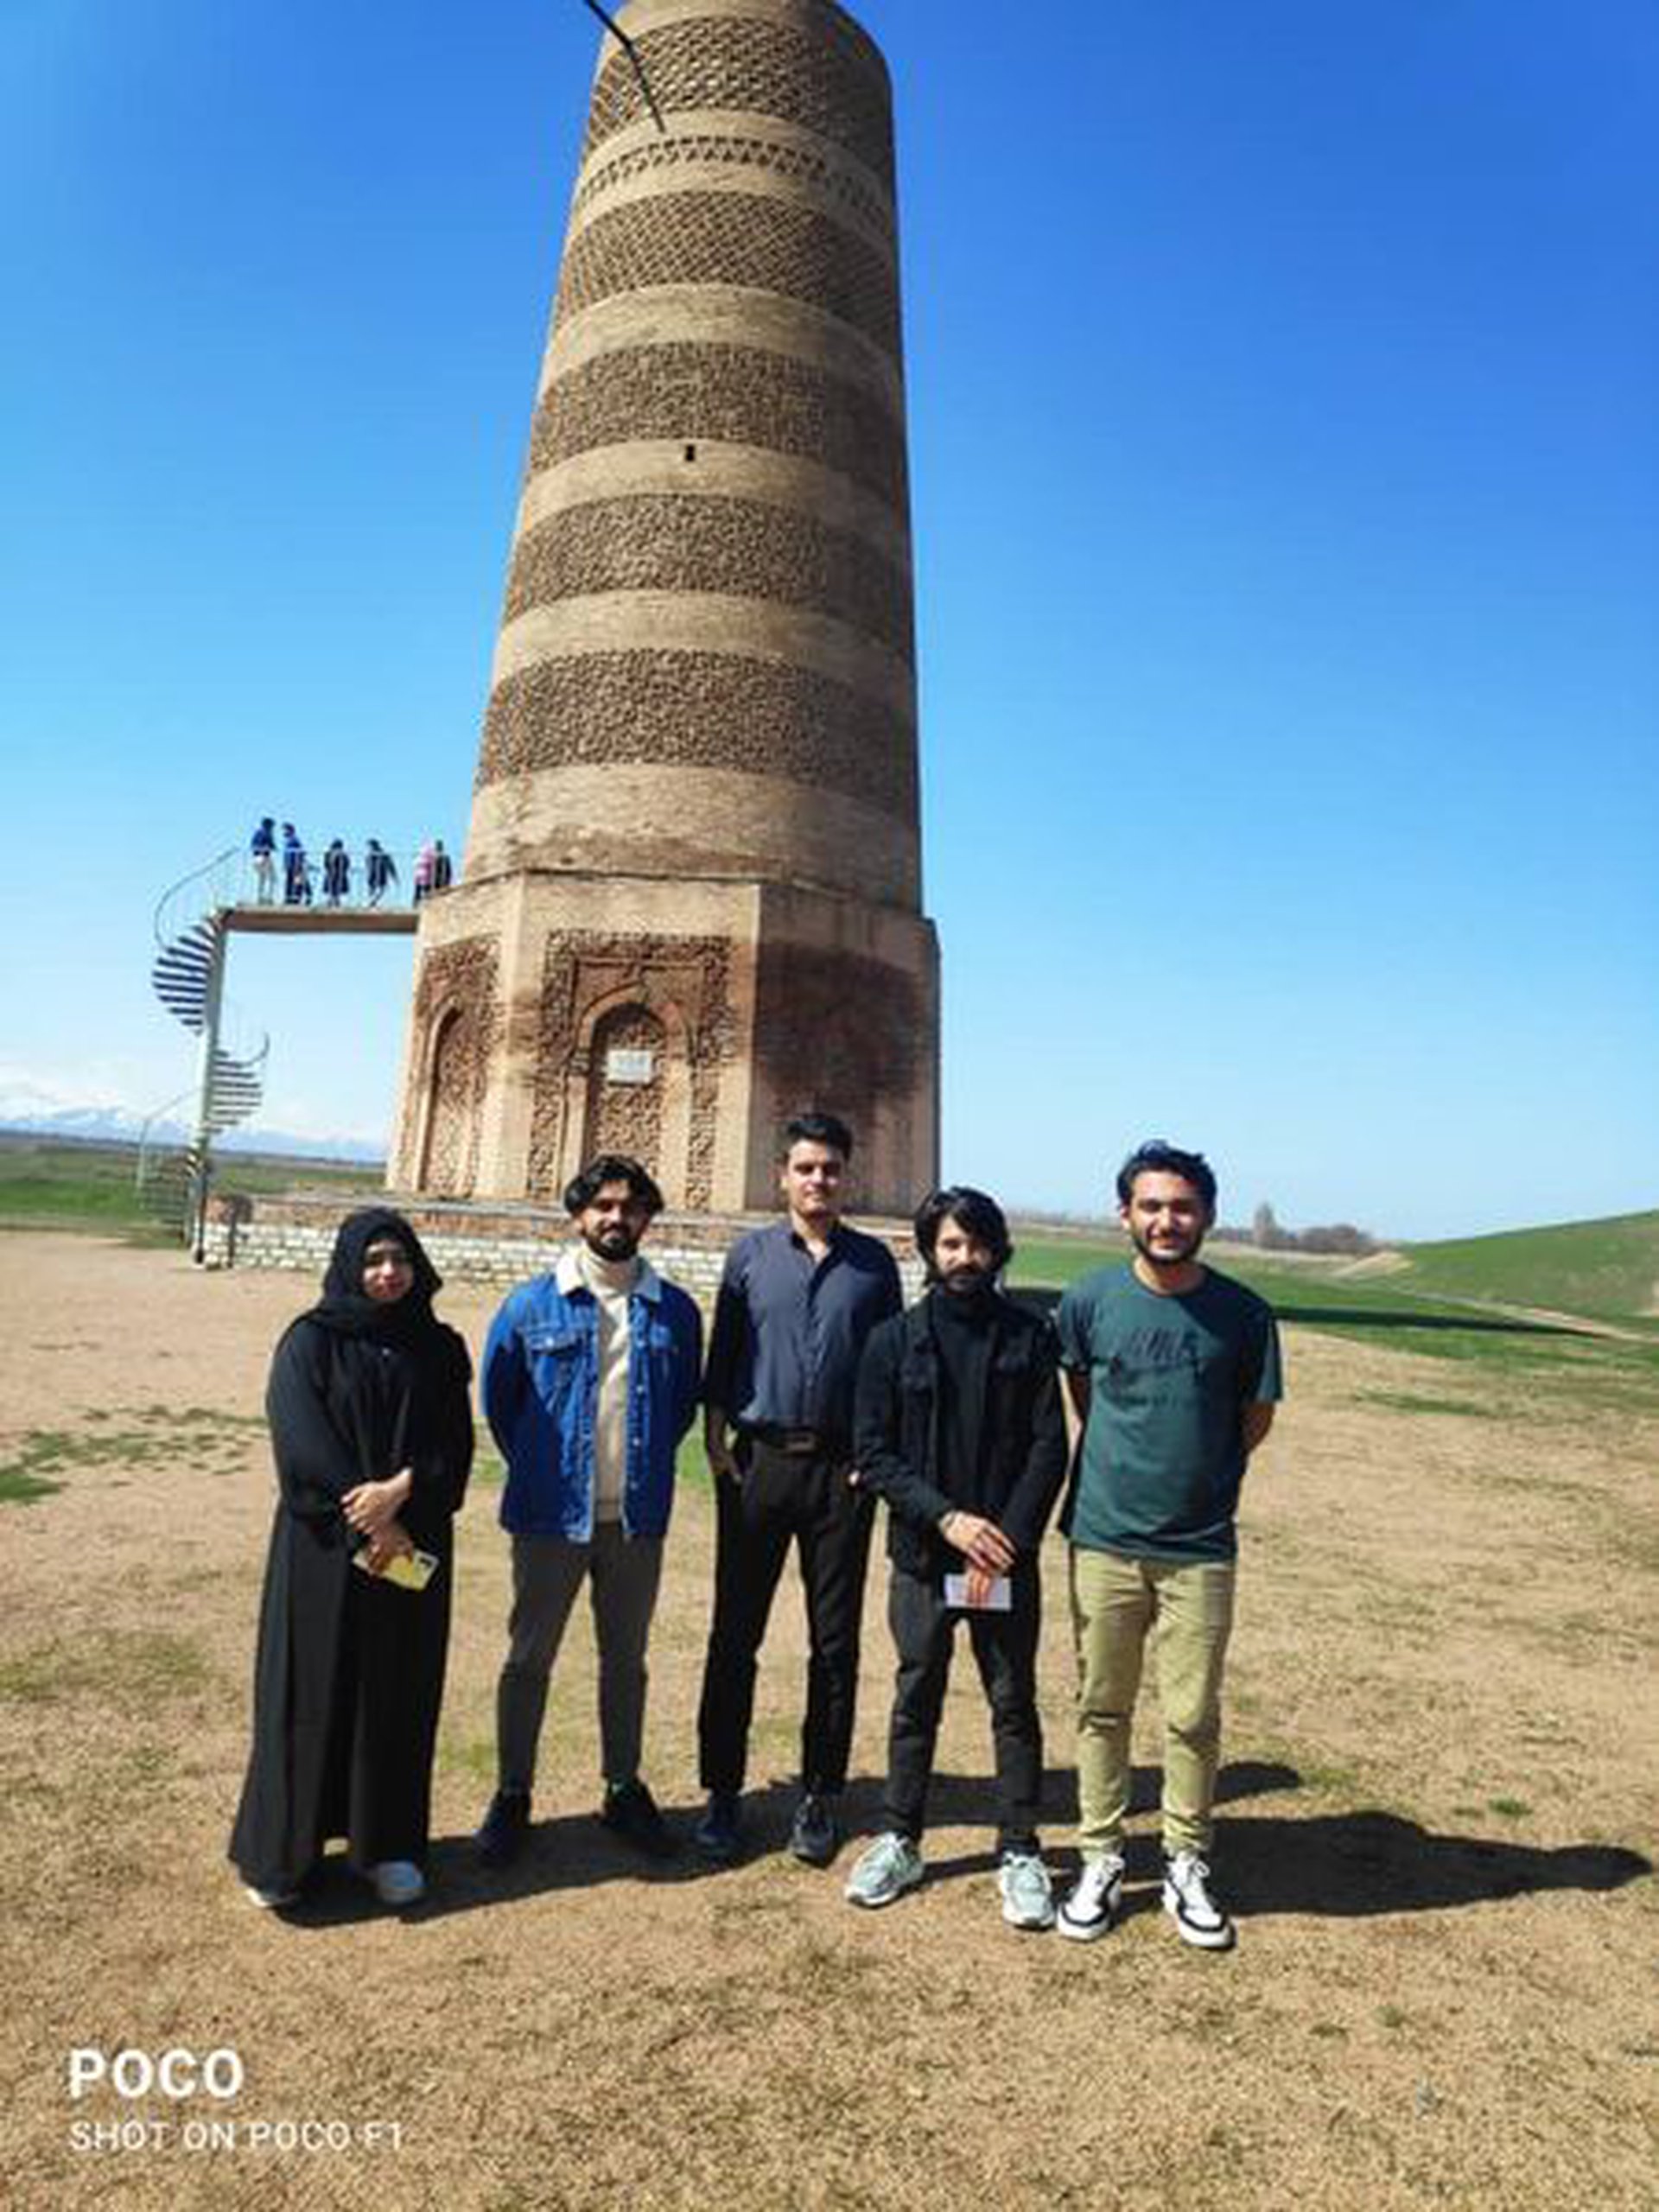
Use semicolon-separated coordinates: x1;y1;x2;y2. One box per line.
369;1859;426;1909
998;1850;1055;1931
1057;1852;1125;1942
1161;1850;1234;1949
243;1882;298;1910
845;1832;925;1908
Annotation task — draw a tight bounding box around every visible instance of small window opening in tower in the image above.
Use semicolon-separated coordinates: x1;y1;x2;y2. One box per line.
683;442;697;462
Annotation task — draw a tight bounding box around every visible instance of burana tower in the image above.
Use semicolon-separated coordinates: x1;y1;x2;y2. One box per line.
391;0;938;1217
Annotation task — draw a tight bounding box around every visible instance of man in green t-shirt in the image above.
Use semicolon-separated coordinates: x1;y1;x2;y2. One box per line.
1054;1141;1282;1950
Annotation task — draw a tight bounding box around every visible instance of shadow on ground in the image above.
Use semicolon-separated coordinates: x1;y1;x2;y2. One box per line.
1274;1310;1587;1338
880;1761;1649;1923
1215;1808;1651;1919
909;1758;1300;1879
264;1760;1649;1928
274;1777;808;1927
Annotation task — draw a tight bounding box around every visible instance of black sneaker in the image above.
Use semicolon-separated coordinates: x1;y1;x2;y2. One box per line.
694;1791;742;1866
475;1787;531;1869
788;1790;840;1867
600;1779;677;1860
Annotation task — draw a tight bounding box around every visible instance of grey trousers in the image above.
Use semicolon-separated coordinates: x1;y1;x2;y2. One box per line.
496;1524;664;1793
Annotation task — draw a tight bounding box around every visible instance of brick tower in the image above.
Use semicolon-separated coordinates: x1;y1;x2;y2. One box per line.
391;0;938;1216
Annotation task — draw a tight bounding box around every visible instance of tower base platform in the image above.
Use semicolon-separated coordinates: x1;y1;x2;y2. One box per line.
387;871;938;1219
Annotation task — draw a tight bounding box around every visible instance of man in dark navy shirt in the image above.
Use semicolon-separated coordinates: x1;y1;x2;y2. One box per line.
696;1112;903;1867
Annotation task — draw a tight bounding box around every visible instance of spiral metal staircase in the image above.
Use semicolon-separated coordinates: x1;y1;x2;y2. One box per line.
138;850;270;1249
137;842;425;1254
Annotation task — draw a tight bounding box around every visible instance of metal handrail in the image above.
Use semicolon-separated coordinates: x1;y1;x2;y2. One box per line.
152;848;240;950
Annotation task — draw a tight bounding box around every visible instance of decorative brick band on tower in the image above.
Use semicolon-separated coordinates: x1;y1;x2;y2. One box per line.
391;0;939;1217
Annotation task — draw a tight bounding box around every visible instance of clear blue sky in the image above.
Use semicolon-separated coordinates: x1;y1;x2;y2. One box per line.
3;1;1654;1238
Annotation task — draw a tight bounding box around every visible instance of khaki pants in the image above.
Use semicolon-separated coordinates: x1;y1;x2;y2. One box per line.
1070;1547;1236;1859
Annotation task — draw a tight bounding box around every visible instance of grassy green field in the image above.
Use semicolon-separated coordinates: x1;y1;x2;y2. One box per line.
1386;1209;1658;1328
0;1135;383;1235
1016;1211;1659;1331
1009;1227;1659;1415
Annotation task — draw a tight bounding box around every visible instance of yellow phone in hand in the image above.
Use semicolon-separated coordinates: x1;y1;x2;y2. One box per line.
353;1547;438;1592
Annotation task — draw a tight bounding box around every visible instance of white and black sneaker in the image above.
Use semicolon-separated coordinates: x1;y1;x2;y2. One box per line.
1057;1851;1125;1942
1161;1850;1235;1949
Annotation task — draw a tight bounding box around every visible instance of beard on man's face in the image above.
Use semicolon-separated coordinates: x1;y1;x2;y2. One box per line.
1129;1219;1205;1267
586;1221;639;1261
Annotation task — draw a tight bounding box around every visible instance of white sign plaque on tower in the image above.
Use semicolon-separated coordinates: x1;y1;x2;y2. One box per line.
606;1047;655;1086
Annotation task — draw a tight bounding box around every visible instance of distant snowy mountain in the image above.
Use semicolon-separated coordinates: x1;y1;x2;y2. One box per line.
3;1103;160;1144
0;1089;385;1164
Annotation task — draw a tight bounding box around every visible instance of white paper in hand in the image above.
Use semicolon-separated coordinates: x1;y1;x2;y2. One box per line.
944;1573;1012;1612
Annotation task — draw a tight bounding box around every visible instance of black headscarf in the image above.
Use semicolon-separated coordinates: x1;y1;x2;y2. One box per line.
310;1208;446;1345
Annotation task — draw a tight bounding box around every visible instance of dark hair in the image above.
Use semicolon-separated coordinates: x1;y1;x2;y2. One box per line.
563;1154;664;1217
779;1111;854;1162
913;1185;1013;1276
1115;1141;1217;1212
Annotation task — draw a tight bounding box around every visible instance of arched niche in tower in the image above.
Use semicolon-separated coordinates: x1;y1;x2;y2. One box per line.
568;984;694;1206
417;1002;480;1198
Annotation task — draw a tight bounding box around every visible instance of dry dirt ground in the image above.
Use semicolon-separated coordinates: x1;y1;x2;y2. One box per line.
1;1233;1653;2211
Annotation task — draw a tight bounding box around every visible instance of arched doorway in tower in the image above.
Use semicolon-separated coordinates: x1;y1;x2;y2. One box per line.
582;1002;667;1179
418;1005;478;1196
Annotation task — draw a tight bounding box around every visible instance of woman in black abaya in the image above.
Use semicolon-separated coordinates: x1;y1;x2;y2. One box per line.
230;1209;474;1909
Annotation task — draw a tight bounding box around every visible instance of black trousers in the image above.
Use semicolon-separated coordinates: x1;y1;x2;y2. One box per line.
696;1439;874;1797
883;1560;1043;1856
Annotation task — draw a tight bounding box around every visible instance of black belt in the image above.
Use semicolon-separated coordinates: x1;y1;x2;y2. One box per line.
744;1424;846;1457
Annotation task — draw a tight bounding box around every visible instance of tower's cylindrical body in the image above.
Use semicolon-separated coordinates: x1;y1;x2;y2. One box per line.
392;0;938;1216
473;0;919;912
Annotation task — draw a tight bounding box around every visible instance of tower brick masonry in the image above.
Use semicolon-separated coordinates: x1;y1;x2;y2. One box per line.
391;0;939;1216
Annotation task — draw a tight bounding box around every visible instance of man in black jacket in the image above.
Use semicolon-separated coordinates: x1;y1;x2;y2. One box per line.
846;1187;1069;1929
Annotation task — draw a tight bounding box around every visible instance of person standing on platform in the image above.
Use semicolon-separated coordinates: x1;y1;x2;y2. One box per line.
365;840;397;906
846;1187;1069;1929
250;817;276;904
1055;1141;1282;1953
321;839;351;907
282;823;310;906
474;1157;702;1867
695;1112;902;1869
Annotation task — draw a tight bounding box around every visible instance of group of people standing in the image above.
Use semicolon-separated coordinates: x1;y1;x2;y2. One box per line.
247;821;447;908
230;1119;1281;1953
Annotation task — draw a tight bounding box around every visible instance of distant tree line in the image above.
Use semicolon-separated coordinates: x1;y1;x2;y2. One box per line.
1217;1202;1377;1258
1012;1200;1382;1258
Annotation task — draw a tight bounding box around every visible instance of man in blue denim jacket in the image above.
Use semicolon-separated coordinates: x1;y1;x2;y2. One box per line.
475;1155;702;1866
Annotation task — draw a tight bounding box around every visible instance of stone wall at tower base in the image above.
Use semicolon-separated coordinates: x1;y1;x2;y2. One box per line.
201;1189;922;1304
